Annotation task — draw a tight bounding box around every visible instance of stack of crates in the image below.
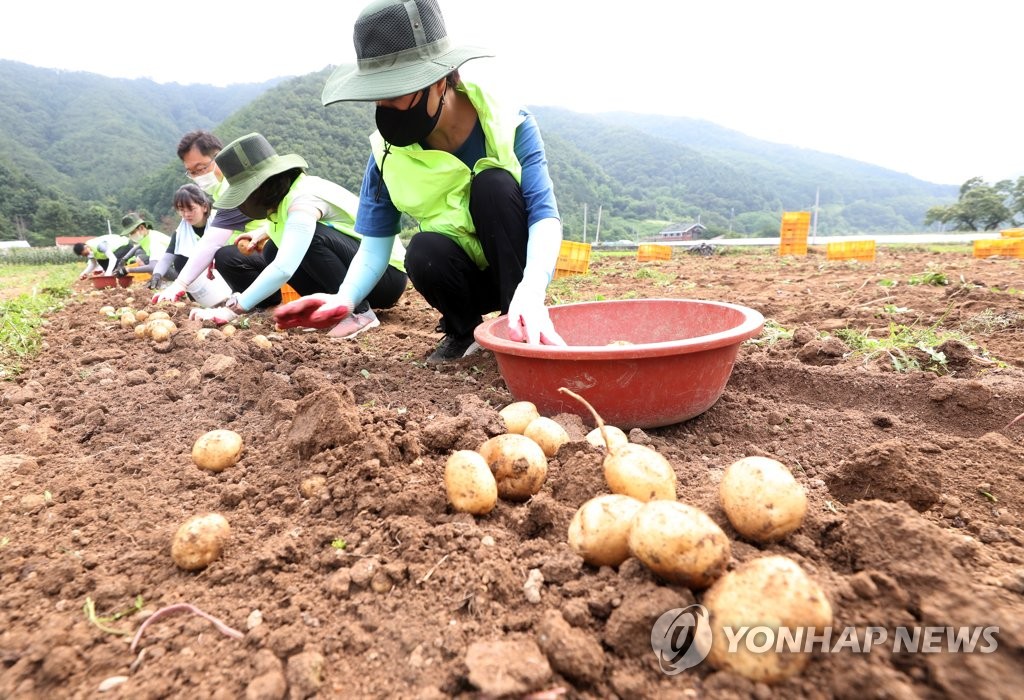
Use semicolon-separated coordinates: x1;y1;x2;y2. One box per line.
779;212;811;256
826;240;876;262
553;240;591;279
973;238;1024;258
1000;228;1024;239
637;244;672;262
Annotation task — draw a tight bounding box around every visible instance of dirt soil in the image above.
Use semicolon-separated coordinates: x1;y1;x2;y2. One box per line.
2;248;1023;700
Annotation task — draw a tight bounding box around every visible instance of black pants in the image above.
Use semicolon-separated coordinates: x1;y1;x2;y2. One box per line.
404;168;529;338
213;222;408;310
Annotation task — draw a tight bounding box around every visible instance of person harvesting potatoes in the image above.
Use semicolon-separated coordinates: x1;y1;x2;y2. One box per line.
273;0;566;363
190;132;408;340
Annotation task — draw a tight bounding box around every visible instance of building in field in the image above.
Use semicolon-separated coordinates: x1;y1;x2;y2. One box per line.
658;222;707;241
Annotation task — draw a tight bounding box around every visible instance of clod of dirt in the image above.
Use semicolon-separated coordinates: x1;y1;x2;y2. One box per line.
936;339;976;371
536;609;606;685
791;326;818;346
464;639;553;697
286;387;360;459
927;377;993;410
796;335;849;365
825;438;940;511
603;583;695;657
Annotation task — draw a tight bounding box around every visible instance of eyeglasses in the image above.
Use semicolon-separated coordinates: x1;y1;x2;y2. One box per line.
185;159;215;178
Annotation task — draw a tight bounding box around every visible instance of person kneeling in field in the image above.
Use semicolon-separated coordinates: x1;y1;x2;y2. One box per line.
189;132;408;339
74;233;133;280
274;0;566;362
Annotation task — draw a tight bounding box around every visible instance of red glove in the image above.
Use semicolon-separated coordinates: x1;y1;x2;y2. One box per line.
273;296;349;330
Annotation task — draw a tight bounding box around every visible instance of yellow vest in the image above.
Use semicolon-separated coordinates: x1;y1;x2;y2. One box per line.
86;234;130;260
370;82;524;269
270;173;406;273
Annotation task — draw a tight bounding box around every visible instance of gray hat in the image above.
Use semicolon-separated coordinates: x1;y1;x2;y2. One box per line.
212;133;307;210
322;0;493;104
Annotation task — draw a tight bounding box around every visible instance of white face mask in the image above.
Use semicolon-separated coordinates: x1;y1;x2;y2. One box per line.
192;171;220;193
130;230;145;243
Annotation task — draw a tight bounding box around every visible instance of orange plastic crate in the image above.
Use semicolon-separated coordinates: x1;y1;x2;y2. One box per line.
1000;228;1024;238
280;283;301;303
637;244;672;262
973;239;1024;258
826;240;876;262
553;241;591;279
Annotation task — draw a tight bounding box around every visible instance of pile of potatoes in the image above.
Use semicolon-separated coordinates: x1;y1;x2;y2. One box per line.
444;400;569;515
558;389;823;682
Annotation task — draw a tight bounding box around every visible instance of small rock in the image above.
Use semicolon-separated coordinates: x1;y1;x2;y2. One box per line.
98;676;129;692
524;568;544;604
246;609;264;630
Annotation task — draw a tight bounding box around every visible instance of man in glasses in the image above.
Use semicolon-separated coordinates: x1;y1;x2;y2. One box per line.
150;131;268;298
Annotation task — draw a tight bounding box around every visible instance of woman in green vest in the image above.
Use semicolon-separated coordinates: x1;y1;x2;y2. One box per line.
116;213;172;277
189;132;408;339
274;0;566;363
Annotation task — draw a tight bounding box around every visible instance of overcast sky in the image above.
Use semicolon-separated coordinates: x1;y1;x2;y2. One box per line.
3;0;1020;185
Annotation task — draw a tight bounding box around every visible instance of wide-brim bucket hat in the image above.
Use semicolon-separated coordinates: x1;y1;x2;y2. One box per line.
322;0;493;104
212;133;307;210
119;213;152;237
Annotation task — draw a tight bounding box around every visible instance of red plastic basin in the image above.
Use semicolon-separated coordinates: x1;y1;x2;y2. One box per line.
91;275;134;290
474;298;764;429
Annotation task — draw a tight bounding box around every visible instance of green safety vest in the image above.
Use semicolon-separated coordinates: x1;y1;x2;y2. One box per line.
138;231;170;257
269;173;406;272
86;234;130;260
370;81;525;270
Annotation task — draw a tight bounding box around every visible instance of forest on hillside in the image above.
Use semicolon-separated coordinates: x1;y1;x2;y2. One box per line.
2;60;1019;247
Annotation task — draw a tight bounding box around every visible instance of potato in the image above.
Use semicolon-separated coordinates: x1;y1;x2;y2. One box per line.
703;555;833;682
568;494;644;567
604;443;677;501
191;429;243;472
524;416;569;457
221;324;236;337
585;425;629;451
99;305;116;316
135;309;149;322
444;450;498;515
628;500;730;588
171;513;231;570
560;387;675;501
252;334;273;350
148;310;171;320
720;456;807;542
477;433;548;502
134;323;147;339
149;325;171;343
498;401;540;435
119;311;136;329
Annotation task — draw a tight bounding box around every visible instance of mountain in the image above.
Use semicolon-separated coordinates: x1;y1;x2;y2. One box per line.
0;60;960;245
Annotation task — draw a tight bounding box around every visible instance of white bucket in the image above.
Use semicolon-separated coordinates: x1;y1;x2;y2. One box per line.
186;269;233;308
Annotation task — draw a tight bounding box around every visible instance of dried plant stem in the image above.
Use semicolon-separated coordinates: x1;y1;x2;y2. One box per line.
558;387;611;450
129;603;244;653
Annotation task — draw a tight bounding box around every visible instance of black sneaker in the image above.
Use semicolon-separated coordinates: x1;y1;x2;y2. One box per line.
427;332;480;365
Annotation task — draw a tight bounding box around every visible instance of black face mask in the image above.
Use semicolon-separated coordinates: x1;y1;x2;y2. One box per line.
375;86;444;147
